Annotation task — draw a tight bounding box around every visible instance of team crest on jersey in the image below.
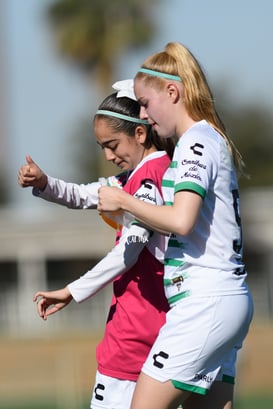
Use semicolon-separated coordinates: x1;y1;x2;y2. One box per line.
190;143;204;156
153;350;169;369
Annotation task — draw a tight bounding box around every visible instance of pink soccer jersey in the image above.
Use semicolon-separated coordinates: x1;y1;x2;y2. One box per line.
96;151;170;380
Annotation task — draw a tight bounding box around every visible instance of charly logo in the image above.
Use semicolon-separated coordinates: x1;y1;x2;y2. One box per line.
194;373;213;384
190;143;204;156
153;351;169;369
94;383;105;401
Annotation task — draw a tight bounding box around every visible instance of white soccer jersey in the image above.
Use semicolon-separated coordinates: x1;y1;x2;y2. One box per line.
162;120;248;305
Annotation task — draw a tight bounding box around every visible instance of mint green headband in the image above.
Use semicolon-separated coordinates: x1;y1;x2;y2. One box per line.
96;109;149;125
138;68;182;82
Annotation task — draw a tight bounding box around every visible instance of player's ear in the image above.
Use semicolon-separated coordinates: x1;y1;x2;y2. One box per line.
135;125;147;144
166;83;180;104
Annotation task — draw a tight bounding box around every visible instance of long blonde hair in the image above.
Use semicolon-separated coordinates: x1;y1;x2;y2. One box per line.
135;42;245;175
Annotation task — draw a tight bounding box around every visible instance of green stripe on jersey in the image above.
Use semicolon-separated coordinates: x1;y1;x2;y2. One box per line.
168;291;191;305
169;160;178;168
162;179;175;188
164;258;184;267
172;380;207;395
175;181;206;198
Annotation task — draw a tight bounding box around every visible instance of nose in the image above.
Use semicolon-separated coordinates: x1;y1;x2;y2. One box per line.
139;106;148;120
104;148;115;162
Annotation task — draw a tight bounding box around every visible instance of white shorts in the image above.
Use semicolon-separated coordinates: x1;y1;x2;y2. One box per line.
90;370;136;409
142;293;253;395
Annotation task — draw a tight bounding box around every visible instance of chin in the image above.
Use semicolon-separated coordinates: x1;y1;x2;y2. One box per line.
119;164;129;170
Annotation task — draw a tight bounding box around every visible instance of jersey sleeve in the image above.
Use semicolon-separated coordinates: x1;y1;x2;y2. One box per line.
134;178;163;205
67;223;151;302
32;175;101;209
131;178;166;263
174;129;218;199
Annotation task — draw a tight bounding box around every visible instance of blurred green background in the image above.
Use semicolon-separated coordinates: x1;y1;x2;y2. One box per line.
0;322;273;408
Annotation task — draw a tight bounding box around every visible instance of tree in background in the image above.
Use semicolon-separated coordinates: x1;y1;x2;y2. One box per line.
216;92;273;189
47;0;157;92
45;0;273;188
46;0;158;177
230;106;273;188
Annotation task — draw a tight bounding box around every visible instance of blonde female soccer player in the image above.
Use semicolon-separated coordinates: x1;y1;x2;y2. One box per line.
98;43;254;409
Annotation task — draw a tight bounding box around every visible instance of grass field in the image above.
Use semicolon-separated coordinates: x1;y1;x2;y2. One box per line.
2;394;273;409
0;321;272;409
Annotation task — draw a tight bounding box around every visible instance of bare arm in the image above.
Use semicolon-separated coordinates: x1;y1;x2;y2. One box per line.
98;186;203;236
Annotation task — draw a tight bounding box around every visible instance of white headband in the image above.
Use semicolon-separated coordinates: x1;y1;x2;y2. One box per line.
95;78;149;124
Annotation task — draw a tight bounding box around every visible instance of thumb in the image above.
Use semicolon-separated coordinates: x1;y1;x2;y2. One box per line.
26;154;36;166
33;291;45;302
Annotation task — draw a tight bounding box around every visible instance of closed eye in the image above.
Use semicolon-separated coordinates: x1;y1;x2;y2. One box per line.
97;141;119;151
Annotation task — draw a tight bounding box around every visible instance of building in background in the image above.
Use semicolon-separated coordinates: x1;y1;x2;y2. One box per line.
0;206;115;337
0;188;272;337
